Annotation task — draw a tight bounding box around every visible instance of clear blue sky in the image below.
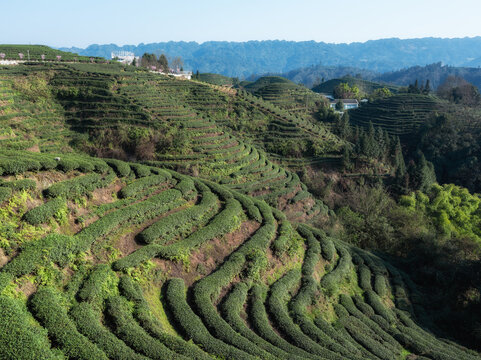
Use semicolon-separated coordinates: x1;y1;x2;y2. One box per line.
2;0;480;48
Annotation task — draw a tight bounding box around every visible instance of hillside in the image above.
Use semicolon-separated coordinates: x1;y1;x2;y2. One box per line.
0;61;480;359
376;62;481;90
312;76;399;96
60;37;481;77
0;63;342;220
282;65;378;88
0;45;101;62
349;93;446;138
197;73;235;86
242;76;326;119
2;152;480;360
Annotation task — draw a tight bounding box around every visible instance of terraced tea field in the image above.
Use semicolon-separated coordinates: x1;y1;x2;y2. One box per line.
0;61;480;359
1;152;478;359
349;94;444;137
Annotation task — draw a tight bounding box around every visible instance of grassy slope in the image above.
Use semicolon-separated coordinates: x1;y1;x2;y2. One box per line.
0;62;479;359
0;44;102;62
312;76;399;95
349;93;445;137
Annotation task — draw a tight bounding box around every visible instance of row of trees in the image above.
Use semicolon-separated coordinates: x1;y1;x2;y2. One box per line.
333;114;436;193
437;76;481;106
333;82;360;99
405;79;431;94
140;53;184;73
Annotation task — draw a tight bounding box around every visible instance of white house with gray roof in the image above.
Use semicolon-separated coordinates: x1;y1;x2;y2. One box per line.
329;99;359;110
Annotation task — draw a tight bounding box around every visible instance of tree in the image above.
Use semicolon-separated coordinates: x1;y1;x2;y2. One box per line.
437;76;480;106
364;121;378;158
171;56;183;72
408;151;436;192
393;137;406;175
342;146;352;171
158;54;169;73
334;112;351;139
369;87;392;102
424;79;431;95
335;100;344;111
334;82;360;99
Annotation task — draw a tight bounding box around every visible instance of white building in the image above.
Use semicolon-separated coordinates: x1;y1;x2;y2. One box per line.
111;51;139;66
329;99;359;110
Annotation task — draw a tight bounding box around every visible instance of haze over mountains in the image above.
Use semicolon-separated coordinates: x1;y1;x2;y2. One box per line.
60;37;481;78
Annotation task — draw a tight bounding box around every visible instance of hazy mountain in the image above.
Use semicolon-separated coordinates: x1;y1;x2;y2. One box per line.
59;37;481;78
375;62;481;89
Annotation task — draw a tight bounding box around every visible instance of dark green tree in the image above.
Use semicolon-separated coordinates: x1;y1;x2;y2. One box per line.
158;54;169;73
407;151;436;191
342;146;352;171
335;100;344;111
334;112;351;139
424;79;431;95
393;137;406;175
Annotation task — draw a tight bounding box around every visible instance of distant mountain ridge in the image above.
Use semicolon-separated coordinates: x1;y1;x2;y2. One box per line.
59;37;481;78
281;63;481;91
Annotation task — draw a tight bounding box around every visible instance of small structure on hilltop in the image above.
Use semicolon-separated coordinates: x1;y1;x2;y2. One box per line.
169;68;193;80
330;99;359;110
111;51;139;66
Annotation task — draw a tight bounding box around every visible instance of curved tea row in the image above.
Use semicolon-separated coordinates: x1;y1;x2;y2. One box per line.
0;153;478;359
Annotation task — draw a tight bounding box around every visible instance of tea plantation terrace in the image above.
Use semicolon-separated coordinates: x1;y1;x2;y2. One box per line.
0;152;478;359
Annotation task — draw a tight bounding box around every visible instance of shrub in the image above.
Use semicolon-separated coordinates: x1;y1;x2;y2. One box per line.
0;187;12;202
30;287;108;360
43;173;105;199
119;174;170;198
3;179;36;191
57;158;94;173
221;282;294;359
374;274;388;297
105;159;131;177
340;315;399;360
272;210;294;256
77;264;119;311
118;276;212;360
2;234;79;277
130;163;152;178
70;302;148;360
153;197;243;259
358;265;372;291
190;252;274;359
0;295;60;360
289;227;360;358
0;157;41;174
320;244;352;296
138;190;218;244
164;278;255;360
106;296;184;360
23;198;67;225
79;188;184;253
364;290;396;323
232;191;262;222
267;270;344;359
248;284;314;358
174;178;196;198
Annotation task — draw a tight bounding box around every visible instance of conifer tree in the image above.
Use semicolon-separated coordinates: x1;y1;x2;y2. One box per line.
416;152;437;191
375;126;385;159
335;112;351;139
342;146;352;171
424;79;431;94
393;137;406;175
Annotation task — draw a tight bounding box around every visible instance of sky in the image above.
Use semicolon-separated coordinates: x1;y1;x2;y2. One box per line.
2;0;481;48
